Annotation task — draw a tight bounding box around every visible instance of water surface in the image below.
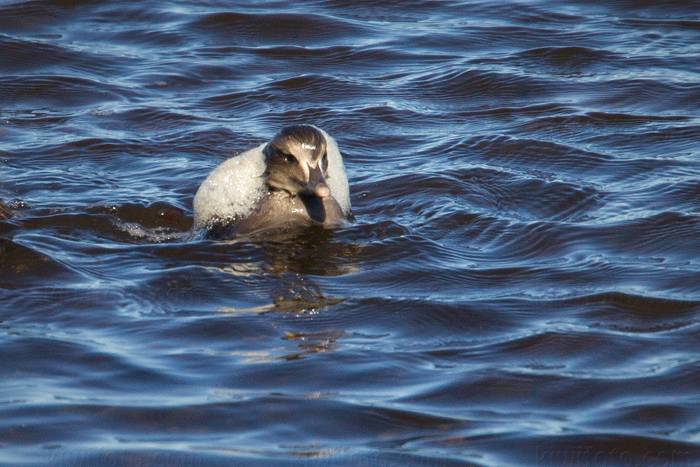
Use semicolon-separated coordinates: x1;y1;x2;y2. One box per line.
2;0;700;465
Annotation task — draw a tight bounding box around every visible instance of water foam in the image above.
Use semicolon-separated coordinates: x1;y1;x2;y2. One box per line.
193;143;267;228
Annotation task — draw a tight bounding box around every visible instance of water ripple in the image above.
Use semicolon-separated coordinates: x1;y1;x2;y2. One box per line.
2;0;700;465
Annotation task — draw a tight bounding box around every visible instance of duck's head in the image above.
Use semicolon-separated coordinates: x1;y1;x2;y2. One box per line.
263;125;331;198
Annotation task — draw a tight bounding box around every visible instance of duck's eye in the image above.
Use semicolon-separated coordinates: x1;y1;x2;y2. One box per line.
282;153;297;164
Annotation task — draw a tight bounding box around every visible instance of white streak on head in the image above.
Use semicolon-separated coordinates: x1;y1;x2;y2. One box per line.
307;158;319;169
300;160;310;183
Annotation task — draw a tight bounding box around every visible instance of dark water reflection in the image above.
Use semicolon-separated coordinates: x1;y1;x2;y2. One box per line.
2;0;700;465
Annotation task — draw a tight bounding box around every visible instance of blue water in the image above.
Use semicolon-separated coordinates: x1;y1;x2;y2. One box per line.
2;0;700;465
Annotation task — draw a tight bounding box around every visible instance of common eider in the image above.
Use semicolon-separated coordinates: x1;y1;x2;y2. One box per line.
193;124;351;236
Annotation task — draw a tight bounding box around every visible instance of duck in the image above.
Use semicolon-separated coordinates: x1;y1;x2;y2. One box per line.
193;124;352;237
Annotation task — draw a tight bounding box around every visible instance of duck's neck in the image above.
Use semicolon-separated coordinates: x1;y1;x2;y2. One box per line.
264;183;328;223
265;183;295;200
